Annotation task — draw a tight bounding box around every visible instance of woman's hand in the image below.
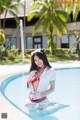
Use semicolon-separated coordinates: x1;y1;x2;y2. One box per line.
41;91;46;97
41;81;55;97
32;92;41;100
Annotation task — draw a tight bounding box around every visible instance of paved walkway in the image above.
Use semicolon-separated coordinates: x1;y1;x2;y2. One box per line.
0;61;80;120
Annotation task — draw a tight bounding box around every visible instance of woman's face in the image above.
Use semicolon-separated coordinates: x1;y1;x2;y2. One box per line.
34;55;44;68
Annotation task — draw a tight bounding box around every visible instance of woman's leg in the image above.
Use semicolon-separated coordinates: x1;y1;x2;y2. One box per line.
45;103;62;112
25;98;62;113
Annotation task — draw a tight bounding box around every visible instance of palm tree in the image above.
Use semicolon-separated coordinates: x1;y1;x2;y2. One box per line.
27;0;70;53
0;0;22;58
2;3;21;29
61;0;80;52
60;0;80;21
0;0;21;28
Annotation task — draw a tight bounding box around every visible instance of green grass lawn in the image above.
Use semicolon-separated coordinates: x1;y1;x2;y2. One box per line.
0;53;78;65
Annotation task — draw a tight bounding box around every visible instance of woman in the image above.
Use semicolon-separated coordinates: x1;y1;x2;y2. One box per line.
26;49;56;111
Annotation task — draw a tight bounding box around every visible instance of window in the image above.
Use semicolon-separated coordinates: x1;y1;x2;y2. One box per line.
33;36;42;48
26;37;33;49
69;34;76;48
6;37;17;48
61;35;69;48
43;36;49;48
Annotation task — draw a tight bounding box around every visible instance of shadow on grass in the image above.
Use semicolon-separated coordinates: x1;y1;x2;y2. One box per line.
0;53;77;64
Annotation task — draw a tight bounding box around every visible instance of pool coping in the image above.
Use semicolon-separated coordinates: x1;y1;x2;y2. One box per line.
0;62;80;120
0;72;32;120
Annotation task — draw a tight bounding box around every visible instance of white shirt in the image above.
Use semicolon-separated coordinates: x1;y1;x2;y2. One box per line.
28;67;56;93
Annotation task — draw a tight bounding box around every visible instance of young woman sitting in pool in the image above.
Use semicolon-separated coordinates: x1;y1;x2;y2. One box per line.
25;49;60;112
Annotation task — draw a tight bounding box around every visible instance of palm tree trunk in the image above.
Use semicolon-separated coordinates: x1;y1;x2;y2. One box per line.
48;24;54;54
0;15;1;28
3;10;7;29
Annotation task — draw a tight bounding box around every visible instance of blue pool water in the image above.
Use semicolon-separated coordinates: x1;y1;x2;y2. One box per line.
1;68;80;120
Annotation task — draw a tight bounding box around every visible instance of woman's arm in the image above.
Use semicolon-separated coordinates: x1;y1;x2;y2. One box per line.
41;80;55;97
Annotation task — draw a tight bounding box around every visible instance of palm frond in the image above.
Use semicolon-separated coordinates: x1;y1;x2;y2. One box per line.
56;10;70;22
73;4;80;21
65;4;74;14
30;1;43;10
32;16;47;36
8;10;19;23
52;13;67;38
27;11;40;22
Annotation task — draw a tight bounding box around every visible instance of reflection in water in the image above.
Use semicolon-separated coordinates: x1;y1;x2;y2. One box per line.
27;103;69;120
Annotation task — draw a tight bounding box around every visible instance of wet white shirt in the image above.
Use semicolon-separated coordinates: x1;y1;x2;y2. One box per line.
28;67;56;93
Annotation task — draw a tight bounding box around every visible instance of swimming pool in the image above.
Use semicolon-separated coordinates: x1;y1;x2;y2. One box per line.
1;68;80;120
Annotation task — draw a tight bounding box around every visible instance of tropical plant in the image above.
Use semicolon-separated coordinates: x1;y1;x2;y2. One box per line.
74;31;80;52
27;0;70;54
60;0;80;53
0;0;20;15
2;3;19;29
0;0;22;29
60;0;80;22
0;28;6;45
0;0;23;58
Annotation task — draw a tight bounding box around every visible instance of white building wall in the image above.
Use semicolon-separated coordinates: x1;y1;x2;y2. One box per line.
56;36;61;48
4;22;80;49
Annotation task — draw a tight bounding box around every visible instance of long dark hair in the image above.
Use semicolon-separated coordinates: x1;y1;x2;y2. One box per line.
29;49;51;72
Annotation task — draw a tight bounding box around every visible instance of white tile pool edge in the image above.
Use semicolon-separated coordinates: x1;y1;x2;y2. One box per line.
0;73;32;120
